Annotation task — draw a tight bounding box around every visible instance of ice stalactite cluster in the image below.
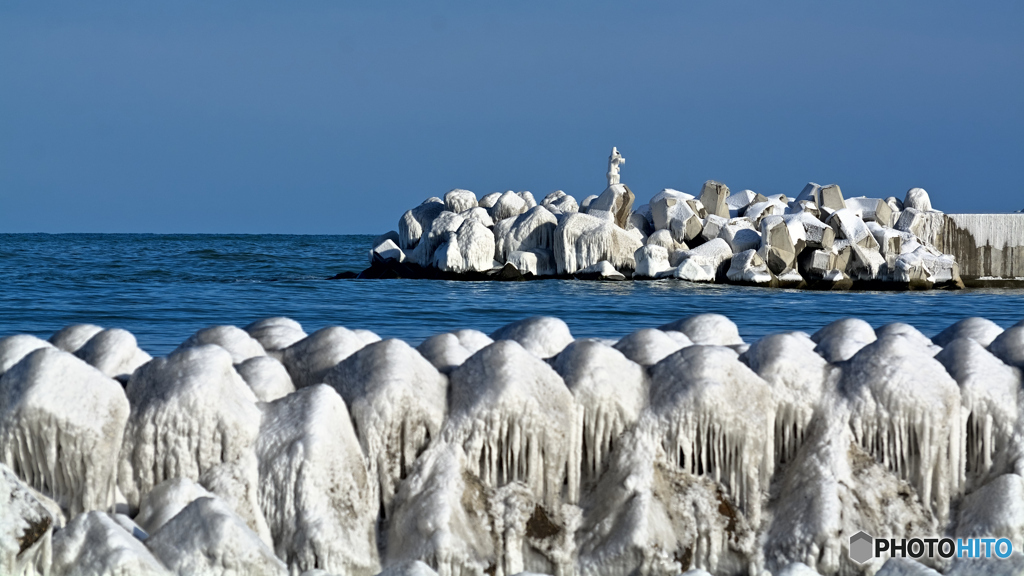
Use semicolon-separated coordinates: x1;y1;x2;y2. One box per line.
2;313;1024;575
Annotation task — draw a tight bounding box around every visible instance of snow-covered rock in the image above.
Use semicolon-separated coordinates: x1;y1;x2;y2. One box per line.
416;330;493;374
52;511;170;576
256;385;379;576
280;326;371;388
325;339;447;518
244;317;307;354
146;497;287;576
812;318;877;363
659;314;744;347
177;325;265;364
48;324;104;354
235;356;295;402
932;317;1004;348
613;328;690;366
0;348;128;517
0;335;53;377
490;317;574;359
553;213;643;275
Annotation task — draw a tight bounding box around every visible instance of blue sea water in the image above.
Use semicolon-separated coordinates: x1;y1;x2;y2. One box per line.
1;233;1022;355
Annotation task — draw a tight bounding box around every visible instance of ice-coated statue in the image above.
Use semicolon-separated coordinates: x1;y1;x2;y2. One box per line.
607;146;625;186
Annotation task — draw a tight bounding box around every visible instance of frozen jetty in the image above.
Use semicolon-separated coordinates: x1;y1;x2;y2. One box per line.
358;148;1024;288
3;315;1024;575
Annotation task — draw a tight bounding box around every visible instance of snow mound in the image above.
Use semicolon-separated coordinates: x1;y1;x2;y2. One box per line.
741;332;831;466
48;324;104;354
177;325;266;364
325;339;447;518
839;334;964;521
446;341;575;507
0;335;53;377
134;477;215;535
553;213;642;275
490;317;574;359
146;497;287;576
0;348;129;517
1;462;55;576
989;322;1024;368
257;385;379;576
52;511;170;576
658;314;744;346
955;473;1024;554
281;326;370;388
612;328;690;366
932;317;1005;348
648;345;774;523
417;330;493;374
935;338;1023;489
118;344;267;545
236;356;296;403
244;317;307;353
551;340;647;500
812;318;877;363
75;328;152;381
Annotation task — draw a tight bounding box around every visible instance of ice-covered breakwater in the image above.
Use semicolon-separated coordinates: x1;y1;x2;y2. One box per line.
2;315;1024;575
358;148;1024;288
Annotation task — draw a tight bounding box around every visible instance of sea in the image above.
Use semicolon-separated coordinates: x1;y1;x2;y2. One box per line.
1;233;1022;355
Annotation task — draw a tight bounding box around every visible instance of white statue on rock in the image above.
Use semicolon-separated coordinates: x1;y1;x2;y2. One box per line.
607;147;625;186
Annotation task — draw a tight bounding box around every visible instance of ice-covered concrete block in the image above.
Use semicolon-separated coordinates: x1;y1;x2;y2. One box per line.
134;477;214;535
371;238;407;265
645;228;685;253
785;211;835;250
541;190;579;215
726;249;773;284
48;324;103;354
660;314;744;346
0;462;55;576
633;245;672;279
903;187;932;211
744;199;787;226
553;213;643;275
326;339;446;518
0;348;129;517
673;238;733;282
726;189;761;216
650;189;702;242
444;189;478;213
845;197;894;227
956;474;1024;555
576;260;626;280
551;340;646;500
491;191;529;221
720;222;762;254
235;356;294;402
989;322;1024;369
256;385;379;576
613;328;690;367
699;180;730;218
280;326;370;388
52;511;170;576
244;317;306;354
894;208;945;246
627;210;653;237
399;199;446;251
932;317;1004;348
827;208;878;250
416;329;493;375
74;328;152;382
490;316;574;359
811;318;876;363
700;213;728;243
758;215;797;274
818;184;847;211
459;206;493;229
579;194;599;213
494;206;558;263
409;211;466;267
846;243;886;281
589;183;635;229
146;497;287;576
177;325;265;365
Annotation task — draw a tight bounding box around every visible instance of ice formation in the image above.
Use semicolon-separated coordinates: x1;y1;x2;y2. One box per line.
0;348;128;517
176;325;267;364
48;324;104;354
244;317;307;354
4;314;1024;575
235;356;296;402
51;511;170;576
551;340;647;500
280;326;373;388
553;213;643;275
325;339;448;518
74;328;152;381
489;316;574;359
256;385;379;576
416;329;494;374
117;344;268;545
145;497;287;576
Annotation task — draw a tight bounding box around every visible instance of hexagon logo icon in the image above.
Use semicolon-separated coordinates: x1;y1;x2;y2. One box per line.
849;531;874;564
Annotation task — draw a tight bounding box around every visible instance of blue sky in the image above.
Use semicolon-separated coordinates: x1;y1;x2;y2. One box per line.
1;1;1021;233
